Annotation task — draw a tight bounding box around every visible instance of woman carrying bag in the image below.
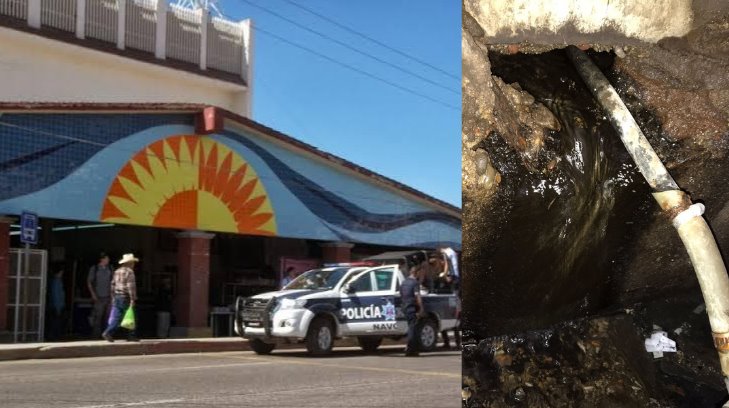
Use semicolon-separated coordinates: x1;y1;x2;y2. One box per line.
102;253;139;342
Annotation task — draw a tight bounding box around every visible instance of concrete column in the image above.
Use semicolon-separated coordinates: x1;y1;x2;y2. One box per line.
173;231;214;337
320;242;354;264
117;0;126;50
154;0;167;59
27;0;41;28
0;217;13;331
199;9;208;70
75;0;85;39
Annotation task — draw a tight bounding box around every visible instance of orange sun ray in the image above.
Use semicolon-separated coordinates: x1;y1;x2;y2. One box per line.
213;152;233;197
221;164;248;204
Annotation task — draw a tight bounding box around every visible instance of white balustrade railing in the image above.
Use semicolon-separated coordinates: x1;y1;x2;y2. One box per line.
41;0;75;32
207;17;242;74
85;0;118;43
0;0;28;20
125;0;155;52
166;4;201;65
0;0;248;81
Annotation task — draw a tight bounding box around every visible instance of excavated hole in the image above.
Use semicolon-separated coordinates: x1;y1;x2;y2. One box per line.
462;47;728;408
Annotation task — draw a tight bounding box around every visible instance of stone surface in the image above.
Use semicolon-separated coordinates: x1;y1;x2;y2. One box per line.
463;302;727;407
465;0;697;44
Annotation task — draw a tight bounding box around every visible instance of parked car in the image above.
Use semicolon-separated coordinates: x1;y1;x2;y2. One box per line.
234;258;459;355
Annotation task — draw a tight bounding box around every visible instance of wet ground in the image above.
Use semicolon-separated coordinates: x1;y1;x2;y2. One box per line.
463;49;656;337
463;293;727;407
462;9;729;406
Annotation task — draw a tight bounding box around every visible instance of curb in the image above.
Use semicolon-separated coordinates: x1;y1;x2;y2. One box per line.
0;338;407;361
0;339;250;361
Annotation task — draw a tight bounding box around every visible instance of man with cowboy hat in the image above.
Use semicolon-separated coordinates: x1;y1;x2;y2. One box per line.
102;253;139;342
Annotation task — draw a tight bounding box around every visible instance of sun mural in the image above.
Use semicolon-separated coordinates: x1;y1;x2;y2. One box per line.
100;135;277;236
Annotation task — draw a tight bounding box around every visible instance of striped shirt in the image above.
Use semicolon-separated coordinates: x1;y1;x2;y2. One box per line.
110;266;137;301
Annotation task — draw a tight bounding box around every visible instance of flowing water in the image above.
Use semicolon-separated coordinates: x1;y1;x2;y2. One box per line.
464;50;657;338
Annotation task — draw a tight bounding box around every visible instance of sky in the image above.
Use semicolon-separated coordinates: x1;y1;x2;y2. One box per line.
219;1;462;207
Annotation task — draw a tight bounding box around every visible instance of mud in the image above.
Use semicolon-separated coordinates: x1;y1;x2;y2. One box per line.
463;294;727;407
462;7;729;337
462;6;729;406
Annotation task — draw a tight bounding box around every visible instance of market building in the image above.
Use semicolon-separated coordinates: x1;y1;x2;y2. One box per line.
0;3;461;342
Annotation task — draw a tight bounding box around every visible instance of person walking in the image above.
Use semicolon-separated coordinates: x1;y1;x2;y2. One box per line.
102;253;139;342
401;261;424;357
87;253;113;338
48;265;66;341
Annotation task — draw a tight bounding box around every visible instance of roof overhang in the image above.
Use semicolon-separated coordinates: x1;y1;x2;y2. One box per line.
0;102;461;218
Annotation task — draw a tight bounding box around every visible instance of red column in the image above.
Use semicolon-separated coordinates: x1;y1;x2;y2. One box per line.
320;242;354;264
0;217;12;331
175;231;214;337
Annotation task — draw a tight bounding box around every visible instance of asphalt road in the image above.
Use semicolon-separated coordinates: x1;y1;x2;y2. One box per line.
0;346;461;407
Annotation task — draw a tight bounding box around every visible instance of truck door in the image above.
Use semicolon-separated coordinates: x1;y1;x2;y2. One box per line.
340;267;401;335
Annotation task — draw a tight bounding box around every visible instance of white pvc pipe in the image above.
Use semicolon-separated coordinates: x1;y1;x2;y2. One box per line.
672;203;729;374
567;46;729;391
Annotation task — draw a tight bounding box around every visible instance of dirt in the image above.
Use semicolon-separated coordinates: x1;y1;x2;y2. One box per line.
462;6;729;336
463;294;727;407
462;6;729;406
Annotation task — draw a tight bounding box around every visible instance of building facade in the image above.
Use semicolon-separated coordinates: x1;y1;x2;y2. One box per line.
0;105;461;339
0;0;252;116
0;1;459;341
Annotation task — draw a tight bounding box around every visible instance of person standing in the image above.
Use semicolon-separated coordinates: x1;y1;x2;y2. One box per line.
102;253;139;342
280;267;297;289
440;247;460;281
440;270;462;350
87;253;113;338
48;265;66;341
401;262;424;357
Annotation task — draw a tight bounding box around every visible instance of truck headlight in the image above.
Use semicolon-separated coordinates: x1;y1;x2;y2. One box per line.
279;298;307;310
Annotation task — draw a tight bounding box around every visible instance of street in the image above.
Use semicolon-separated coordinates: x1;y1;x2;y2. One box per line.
0;346;460;407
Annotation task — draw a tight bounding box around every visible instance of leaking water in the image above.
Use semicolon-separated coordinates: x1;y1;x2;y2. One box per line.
464;49;656;338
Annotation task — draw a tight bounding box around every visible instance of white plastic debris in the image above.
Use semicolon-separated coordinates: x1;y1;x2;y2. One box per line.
693;303;706;314
645;331;677;358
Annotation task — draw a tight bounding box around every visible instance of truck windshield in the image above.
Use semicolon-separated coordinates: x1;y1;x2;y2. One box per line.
285;268;351;290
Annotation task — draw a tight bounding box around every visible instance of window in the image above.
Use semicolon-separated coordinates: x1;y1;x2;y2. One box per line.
286;268;350;290
350;268;394;293
374;268;394;291
350;272;373;292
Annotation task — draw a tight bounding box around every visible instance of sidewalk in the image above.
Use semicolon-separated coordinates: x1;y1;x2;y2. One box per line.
0;337;404;361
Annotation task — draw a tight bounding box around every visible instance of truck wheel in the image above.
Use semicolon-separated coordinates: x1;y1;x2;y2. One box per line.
357;336;383;353
249;338;276;355
306;317;334;355
417;318;438;352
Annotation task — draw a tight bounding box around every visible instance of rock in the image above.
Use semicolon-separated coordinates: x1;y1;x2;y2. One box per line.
510;386;527;403
494;352;514;367
462;387;472;401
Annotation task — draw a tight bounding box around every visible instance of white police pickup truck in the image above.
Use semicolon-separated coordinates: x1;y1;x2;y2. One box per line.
234;263;459;355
